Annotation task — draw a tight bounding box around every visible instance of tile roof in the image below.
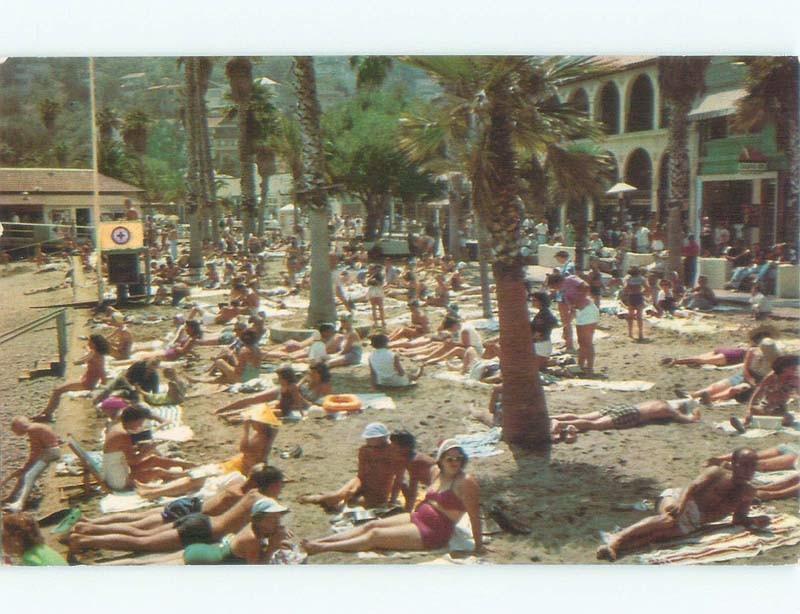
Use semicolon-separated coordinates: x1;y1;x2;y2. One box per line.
0;168;143;193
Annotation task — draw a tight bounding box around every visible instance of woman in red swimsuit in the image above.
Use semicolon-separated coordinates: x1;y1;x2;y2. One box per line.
302;439;484;556
36;334;111;422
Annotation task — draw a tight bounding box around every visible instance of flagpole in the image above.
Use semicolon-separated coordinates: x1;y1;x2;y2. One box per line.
89;57;104;303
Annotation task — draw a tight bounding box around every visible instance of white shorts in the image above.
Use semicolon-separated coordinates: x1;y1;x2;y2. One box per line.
367;286;384;300
575;302;600;326
533;340;553;357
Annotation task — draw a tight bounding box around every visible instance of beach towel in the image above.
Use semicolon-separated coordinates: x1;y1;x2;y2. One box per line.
99;491;159;514
713;413;800;438
552;379;655;392
700;363;741;371
453;427;503;458
433;371;494;390
751;470;799;487
646;317;719;336
226;376;275;394
635;511;800;564
147;405;194;443
356;393;396;411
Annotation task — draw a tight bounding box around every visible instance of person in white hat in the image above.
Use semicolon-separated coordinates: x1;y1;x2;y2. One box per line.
298;423;395;510
302;438;484;556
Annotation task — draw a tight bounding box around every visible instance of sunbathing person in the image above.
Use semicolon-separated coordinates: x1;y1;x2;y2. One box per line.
2;512;68;566
325;313;363;368
302;439;483;555
106;312;134;360
35;334;111;422
368;334;424;388
298;422;396;511
300;361;333;404
460;340;501;382
215;282;260;324
596;448;769;561
263;323;341;363
183;496;292;565
72;464;282;539
101;405;194;491
706;443;799;472
136;408;280;499
387;300;431;345
190;328;262;385
2;417;62;512
70;467;284;554
551;398;702;432
663;325;777;368
736;354;800;429
388;431;435;512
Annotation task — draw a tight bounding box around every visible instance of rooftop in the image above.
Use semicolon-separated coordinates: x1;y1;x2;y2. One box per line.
0;168;143;194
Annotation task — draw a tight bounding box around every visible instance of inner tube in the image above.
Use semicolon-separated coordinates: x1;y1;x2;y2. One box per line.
322;394;362;414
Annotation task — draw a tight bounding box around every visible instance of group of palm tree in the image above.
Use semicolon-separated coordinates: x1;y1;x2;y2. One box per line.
174;55;797;447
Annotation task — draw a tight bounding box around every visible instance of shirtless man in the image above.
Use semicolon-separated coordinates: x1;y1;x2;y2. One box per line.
70;465;285;554
551;398;702;433
298;422;396;511
2;417;62;512
597;448;769;561
71;465;282;538
102;406;194;491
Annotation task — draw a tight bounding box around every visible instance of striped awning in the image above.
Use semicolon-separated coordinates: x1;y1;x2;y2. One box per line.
688;89;747;122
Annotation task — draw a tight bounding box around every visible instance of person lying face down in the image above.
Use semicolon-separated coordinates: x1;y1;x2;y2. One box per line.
69;465;285;555
597;447;769;562
550;398;702;433
183;496;292;565
298;422;397;511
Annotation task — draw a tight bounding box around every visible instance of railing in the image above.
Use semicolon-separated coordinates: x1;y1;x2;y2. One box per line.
0;308;69;373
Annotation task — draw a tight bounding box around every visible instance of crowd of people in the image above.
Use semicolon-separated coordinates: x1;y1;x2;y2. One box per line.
1;208;798;567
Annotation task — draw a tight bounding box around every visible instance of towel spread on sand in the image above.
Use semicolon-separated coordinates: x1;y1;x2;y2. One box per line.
552;379;655;392
453;427;503;458
357;393;396;411
147;405;194;442
752;470;799;486
433;372;494;390
646;317;720;336
636;511;800;564
713;413;800;438
352;513;476;559
99;491;160;514
700;363;741;370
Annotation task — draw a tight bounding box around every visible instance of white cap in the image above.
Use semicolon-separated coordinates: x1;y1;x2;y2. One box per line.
436;438;464;461
361;422;389;439
251;497;289;517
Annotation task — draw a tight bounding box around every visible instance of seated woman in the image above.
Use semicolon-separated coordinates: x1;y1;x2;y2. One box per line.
263;323;341;363
192;328;262;385
1;512;67;566
425;274;450;308
325;314;363;368
136;409;280;500
298;423;396;511
368;334;424;388
302;439;483;555
272;365;311;417
215;282;260;325
106;312;134;360
737;354;800;428
300;361;333;405
687;335;783;405
460;339;501;382
388;300;432;346
35;334;111;422
683;275;717;311
551;398;702;432
419;318;485;366
389;430;435;512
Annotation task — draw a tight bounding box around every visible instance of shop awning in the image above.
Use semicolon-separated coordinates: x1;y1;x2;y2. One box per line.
688;88;747;122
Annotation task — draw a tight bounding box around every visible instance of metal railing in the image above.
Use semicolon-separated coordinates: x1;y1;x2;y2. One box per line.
0;308;69;371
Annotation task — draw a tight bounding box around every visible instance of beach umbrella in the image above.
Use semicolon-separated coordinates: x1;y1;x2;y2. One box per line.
605;182;637;195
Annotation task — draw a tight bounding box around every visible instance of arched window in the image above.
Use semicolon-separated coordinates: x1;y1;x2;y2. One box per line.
567;88;590;116
626;74;654;132
597;82;620;135
624;148;652;191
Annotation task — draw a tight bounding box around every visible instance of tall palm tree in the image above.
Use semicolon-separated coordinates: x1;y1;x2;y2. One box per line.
122;109;150;199
226;57;257;244
733;57;799;248
293;56;337;327
400;56;605;446
658;57;711;276
255;145;277;235
180;57;205;272
196;58;219;245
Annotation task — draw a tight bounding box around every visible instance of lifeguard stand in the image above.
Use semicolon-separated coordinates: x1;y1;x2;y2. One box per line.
99;221;151;304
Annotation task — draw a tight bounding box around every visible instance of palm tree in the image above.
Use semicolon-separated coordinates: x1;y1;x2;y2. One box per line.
293;56;337;327
226;57;257;245
255;145;277;235
349;56;394;91
196;58;219;245
122;109;150;199
733;57;799;249
180;57;205;272
658;57;711;276
400;56;605;446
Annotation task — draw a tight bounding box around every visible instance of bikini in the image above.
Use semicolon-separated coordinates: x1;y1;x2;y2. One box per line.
411;485;466;549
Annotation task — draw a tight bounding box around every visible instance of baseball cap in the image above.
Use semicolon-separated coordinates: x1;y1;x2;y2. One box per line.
251;497;289;517
361;422;389;439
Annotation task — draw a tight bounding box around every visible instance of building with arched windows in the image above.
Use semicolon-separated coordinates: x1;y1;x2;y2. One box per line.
557;56;793;247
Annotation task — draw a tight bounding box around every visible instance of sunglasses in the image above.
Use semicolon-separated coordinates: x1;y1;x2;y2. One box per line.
443;455;465;462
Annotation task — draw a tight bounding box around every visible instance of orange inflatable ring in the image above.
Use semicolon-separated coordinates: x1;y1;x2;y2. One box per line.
322;394;362;414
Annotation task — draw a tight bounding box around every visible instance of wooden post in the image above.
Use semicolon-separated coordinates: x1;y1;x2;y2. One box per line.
56;309;68;374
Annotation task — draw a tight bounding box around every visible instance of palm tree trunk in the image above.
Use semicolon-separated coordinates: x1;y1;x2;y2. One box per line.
294;56;336;327
574;199;587;272
448;188;462;259
184;58;204;273
257;173;269;236
665;98;691;275
239;110;257;244
476;220;493;319
784;113;799;251
485;78;549;447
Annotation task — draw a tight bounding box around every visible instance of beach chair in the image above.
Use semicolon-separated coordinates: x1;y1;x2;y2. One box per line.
65;435;111;496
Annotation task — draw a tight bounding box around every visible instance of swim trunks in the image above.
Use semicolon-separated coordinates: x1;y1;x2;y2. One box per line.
174;513;215;547
162;496;203;522
599;403;642;429
658;487;702;535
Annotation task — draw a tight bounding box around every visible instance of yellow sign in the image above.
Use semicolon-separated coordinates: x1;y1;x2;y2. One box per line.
99;221;144;250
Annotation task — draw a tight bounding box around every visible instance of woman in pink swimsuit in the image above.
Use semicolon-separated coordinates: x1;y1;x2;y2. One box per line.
302;440;484;555
36;334;111;422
